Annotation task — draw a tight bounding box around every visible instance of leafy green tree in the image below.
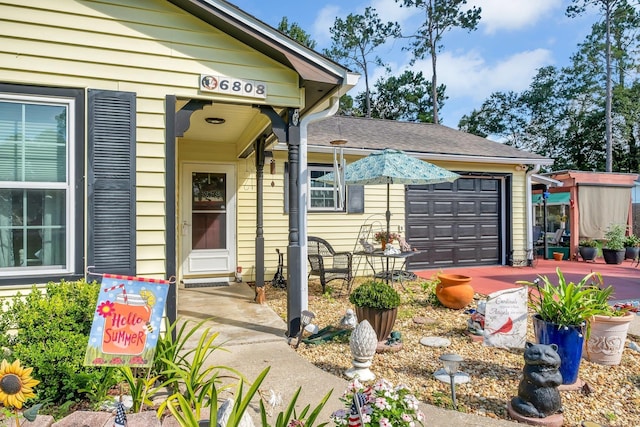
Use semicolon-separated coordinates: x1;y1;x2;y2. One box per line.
460;3;640;173
396;0;481;124
565;1;640;171
566;0;623;171
324;7;400;118
356;70;446;122
458;91;528;148
277;17;317;49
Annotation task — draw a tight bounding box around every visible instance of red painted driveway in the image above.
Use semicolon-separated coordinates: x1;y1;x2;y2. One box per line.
415;258;640;301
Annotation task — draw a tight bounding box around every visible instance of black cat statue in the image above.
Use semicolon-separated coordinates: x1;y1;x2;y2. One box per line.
510;342;563;419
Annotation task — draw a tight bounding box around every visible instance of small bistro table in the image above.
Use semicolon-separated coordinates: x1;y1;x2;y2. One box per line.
353;250;422;285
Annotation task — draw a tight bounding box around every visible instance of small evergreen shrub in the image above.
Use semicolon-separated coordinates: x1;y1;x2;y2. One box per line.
349;280;400;310
0;279;106;407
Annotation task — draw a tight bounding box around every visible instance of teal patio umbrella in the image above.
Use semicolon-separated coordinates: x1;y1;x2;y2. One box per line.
319;148;460;267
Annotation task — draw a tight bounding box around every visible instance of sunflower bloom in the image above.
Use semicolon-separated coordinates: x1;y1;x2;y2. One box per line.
0;359;39;409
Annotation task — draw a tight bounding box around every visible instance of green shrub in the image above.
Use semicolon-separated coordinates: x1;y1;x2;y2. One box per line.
579;239;598;248
624;234;640;247
0;279;104;408
349;280;400;310
604;224;626;250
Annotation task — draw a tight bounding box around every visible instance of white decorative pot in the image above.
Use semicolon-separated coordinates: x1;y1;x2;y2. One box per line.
584;312;634;365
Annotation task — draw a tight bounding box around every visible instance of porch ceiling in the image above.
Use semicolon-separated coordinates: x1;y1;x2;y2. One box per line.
176;99;275;151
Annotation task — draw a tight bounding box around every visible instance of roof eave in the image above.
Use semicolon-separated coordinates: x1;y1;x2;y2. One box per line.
280;144;554;166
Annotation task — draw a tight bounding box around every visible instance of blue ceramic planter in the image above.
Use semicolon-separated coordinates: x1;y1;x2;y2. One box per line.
532;314;585;385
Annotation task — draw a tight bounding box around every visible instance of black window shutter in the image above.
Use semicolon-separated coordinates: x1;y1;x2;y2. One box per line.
347;185;364;213
87;90;136;276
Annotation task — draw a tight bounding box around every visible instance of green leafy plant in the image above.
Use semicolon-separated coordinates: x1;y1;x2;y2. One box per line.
152;317;214;389
518;268;618;336
604;224;626;250
349;280;400;310
165;367;268;427
156;321;242;420
76;367;122;410
420;278;441;306
260;387;331;427
625;234;640;247
0;280;101;408
117;366;159;413
578;239;598;248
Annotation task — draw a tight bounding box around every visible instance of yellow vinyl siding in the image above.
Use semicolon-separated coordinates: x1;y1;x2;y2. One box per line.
178;141;239;162
236;153;530;280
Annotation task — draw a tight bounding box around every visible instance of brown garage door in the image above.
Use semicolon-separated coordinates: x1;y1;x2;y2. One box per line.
406;176;502;269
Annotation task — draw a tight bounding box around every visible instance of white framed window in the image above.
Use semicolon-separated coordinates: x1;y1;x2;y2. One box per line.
0;93;75;277
309;165;342;211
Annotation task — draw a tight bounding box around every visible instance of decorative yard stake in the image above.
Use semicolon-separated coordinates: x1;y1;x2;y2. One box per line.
84;274;170;368
345;320;378;381
0;359;40;427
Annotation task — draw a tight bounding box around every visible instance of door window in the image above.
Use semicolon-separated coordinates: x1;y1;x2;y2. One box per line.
191;172;226;250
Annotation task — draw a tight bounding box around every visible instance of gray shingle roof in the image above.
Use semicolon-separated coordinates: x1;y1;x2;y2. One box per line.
307;116;549;163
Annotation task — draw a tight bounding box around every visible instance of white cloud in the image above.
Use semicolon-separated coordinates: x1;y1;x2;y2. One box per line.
313;5;341;46
370;0;415;26
429;48;554;101
469;0;563;34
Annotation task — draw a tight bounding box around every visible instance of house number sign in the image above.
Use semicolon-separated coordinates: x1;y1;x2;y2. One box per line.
200;74;267;99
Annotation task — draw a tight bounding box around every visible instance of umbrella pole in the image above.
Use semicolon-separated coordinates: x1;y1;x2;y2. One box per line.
386;182;391;283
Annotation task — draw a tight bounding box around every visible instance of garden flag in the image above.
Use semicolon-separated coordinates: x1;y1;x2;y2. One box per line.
483;286;528;349
84;273;170;367
348;392;366;427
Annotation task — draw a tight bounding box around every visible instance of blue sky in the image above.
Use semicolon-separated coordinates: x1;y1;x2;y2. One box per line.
229;0;600;128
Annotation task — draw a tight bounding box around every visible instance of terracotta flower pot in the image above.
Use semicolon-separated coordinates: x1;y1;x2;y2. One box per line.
553;252;563;261
584;312;634;365
436;273;474;309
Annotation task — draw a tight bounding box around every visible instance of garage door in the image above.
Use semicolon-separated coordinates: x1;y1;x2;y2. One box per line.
406;176;502;269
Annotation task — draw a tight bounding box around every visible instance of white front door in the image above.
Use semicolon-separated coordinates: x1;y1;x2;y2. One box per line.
181;163;236;279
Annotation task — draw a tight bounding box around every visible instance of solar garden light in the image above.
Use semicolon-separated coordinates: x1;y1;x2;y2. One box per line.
294;310;316;349
439;353;463;410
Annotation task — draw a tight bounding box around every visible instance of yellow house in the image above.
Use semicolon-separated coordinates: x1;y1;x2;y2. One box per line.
0;0;357;335
0;0;552;337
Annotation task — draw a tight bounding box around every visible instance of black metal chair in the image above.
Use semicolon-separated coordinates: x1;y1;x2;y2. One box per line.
307;236;353;295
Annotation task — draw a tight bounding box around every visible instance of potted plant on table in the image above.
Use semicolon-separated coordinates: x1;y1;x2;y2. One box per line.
373;231;400;250
578;239;598;262
602;224;626;264
518;268;609;385
624;234;640;260
349;280;400;342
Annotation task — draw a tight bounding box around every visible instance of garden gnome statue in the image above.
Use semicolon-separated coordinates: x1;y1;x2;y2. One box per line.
508;342;564;426
345;320;378;381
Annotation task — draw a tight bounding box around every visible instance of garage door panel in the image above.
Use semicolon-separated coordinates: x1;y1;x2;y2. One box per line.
434;201;454;215
481;179;499;192
433;225;454;239
480;201;499;215
455;178;476;192
458;201;478;215
406;177;502;269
